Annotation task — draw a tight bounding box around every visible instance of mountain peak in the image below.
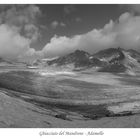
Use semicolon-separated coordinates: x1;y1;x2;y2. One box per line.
69;49;90;57
74;49;89;54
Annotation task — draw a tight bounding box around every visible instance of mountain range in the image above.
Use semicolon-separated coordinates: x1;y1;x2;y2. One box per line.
32;47;140;74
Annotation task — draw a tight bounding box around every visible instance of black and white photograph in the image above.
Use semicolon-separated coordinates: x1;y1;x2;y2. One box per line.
0;2;140;130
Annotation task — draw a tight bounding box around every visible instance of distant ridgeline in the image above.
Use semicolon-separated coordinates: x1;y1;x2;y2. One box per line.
33;47;140;74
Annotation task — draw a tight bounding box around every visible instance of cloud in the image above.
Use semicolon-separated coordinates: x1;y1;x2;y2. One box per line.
51;21;66;29
42;35;80;57
2;4;140;62
0;5;41;27
64;5;76;15
51;21;59;29
120;4;140;14
126;4;140;14
42;12;140;58
75;17;82;22
0;5;42;61
60;22;66;27
24;24;40;41
0;24;30;59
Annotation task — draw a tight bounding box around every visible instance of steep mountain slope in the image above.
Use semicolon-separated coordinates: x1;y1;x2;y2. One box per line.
94;48;126;73
126;49;140;62
95;48;140;74
47;50;92;68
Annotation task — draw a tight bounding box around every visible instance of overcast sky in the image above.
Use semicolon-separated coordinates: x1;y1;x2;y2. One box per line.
0;4;140;62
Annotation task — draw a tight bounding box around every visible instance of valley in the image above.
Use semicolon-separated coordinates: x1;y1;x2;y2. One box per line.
0;48;140;127
0;66;140;127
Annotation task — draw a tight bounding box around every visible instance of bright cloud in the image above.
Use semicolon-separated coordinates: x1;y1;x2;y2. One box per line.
0;5;42;61
1;5;140;61
42;12;140;58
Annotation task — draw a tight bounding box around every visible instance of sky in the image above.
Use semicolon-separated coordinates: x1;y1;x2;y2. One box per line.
0;4;140;62
33;5;122;50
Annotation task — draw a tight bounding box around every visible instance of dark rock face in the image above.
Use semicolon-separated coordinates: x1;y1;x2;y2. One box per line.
93;48;125;62
91;48;127;73
98;64;126;73
93;48;124;58
90;57;107;67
